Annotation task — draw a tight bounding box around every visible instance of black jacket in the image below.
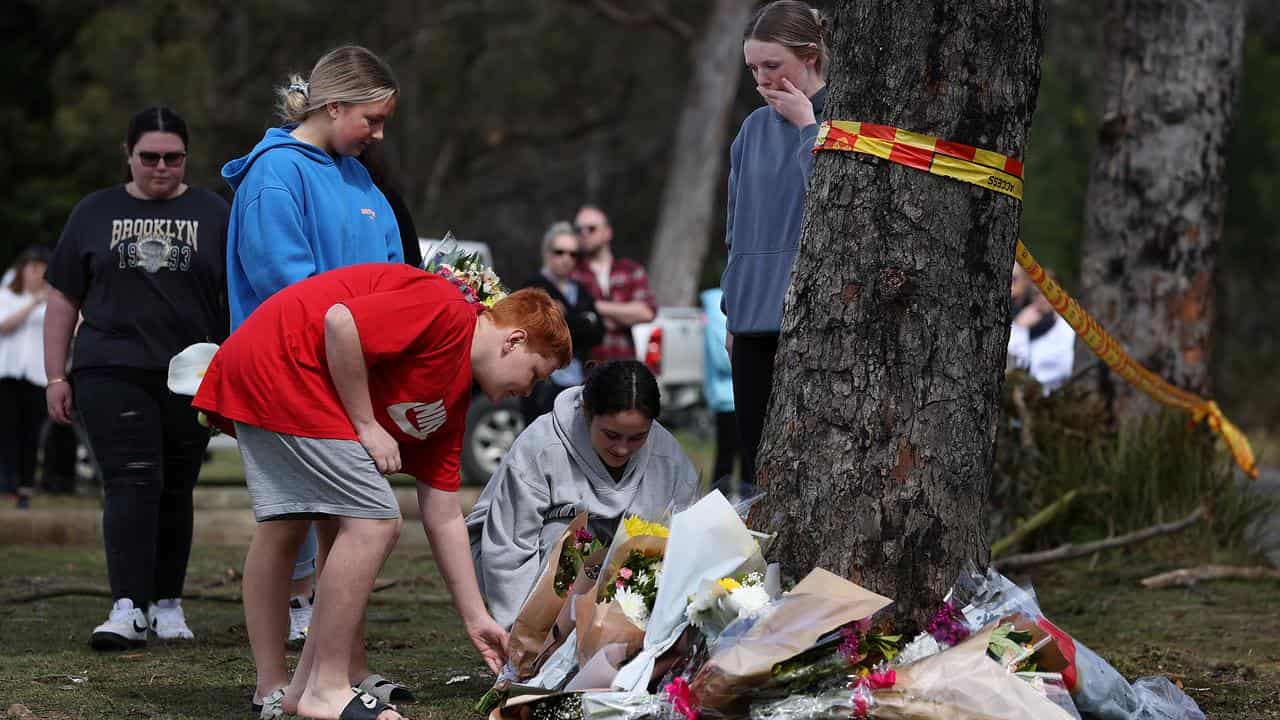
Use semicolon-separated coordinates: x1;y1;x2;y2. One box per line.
521;273;605;362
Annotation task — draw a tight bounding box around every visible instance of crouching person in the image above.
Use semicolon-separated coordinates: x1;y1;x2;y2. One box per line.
467;360;699;628
193;263;569;720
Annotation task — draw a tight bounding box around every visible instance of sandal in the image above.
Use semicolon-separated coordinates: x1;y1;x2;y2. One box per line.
250;687;286;719
355;674;414;704
338;690;400;720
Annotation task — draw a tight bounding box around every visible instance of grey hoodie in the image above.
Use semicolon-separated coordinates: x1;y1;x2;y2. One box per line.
721;87;828;335
466;386;700;627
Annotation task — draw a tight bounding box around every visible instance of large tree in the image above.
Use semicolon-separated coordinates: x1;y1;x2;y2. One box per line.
1078;0;1245;418
750;0;1045;629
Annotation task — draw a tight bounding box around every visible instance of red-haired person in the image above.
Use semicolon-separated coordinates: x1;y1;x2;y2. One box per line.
192;263;570;720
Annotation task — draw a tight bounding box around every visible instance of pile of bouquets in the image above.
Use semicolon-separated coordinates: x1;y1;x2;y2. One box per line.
482;499;1205;720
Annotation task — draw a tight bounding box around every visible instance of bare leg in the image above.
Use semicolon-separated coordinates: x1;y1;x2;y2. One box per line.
295;515;403;720
244;518;310;704
348;513;401;684
285;516;340;713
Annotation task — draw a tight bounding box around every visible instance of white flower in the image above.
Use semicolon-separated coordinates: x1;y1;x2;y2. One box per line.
725;584;771;620
685;587;718;625
614;587;649;630
894;632;942;667
652;562;664;586
168;343;220;396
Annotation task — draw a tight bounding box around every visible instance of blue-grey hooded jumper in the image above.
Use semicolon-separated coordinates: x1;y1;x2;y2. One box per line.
721;87;827;335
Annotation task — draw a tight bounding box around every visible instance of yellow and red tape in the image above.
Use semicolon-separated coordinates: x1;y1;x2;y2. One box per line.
814;120;1257;479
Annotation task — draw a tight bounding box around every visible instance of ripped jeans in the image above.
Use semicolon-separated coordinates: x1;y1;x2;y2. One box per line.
74;368;210;609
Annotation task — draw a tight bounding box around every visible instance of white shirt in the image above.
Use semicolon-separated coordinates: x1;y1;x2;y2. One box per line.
1007;314;1074;393
0;287;48;385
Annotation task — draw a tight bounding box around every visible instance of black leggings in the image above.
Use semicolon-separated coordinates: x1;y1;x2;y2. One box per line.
730;334;779;494
74;368;209;607
0;378;46;492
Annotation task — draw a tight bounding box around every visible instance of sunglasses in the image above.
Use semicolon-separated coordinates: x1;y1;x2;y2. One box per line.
136;151;187;167
574;224;600;235
549;248;581;257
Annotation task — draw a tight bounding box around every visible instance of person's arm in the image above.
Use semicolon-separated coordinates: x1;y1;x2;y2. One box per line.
0;292;45;334
595;299;656;326
323;302;401;473
419;484;508;674
595;263;657;326
43;288;79;425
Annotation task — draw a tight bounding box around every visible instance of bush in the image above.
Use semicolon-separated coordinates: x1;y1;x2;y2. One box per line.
989;371;1273;555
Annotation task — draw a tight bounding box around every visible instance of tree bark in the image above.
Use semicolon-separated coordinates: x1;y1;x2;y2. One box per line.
750;0;1044;631
645;0;754;307
1078;0;1244;419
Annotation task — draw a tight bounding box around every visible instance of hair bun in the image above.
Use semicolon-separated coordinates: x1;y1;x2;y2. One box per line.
811;8;828;32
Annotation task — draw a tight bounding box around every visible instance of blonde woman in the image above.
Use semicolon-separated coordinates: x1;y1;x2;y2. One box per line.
220;45;408;718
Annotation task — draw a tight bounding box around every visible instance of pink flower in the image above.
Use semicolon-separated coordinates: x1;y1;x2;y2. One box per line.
838;624;862;662
616;580;625;589
663;677;699;720
865;667;896;690
619;567;634;580
576;528;594;543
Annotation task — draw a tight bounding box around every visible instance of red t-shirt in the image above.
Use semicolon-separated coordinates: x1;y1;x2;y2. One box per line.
194;263;481;491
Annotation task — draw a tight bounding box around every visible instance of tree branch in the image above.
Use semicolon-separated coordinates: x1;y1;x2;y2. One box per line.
585;0;694;41
993;504;1206;571
1140;564;1280;589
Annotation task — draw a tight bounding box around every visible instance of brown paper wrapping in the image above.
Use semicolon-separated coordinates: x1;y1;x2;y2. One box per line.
690;567;892;709
507;512;589;679
574;534;667;670
869;623;1077;720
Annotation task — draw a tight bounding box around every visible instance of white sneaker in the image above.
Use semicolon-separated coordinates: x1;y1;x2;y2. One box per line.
148;598;195;640
287;593;313;645
90;598;148;651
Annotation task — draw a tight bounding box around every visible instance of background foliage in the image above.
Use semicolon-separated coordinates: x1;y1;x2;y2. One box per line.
2;0;1276;431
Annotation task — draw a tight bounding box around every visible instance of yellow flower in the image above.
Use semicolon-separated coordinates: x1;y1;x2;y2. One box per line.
717;577;741;592
622;515;669;538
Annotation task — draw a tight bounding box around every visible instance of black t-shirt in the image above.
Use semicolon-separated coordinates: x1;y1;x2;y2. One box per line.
47;185;230;372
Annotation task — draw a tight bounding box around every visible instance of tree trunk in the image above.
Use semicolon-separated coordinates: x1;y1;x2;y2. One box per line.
645;0;754;307
750;0;1044;631
1078;0;1244;419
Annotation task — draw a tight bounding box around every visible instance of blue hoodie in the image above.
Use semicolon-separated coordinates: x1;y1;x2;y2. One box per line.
222;128;403;328
700;288;735;413
721;87;827;335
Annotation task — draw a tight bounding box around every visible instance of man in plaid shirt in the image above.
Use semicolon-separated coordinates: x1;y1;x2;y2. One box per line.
572;205;657;363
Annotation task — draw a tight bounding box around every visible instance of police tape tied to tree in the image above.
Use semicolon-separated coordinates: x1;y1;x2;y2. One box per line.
813;120;1257;480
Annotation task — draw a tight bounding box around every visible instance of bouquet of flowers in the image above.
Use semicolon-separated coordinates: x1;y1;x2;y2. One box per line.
423;231;507;307
611;491;770;694
685;572;774;642
687;568;893;714
476;514;606;715
751;623;1079;720
573;515;670;681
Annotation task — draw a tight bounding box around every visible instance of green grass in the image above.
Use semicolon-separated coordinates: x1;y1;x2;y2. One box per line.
2;539;1278;719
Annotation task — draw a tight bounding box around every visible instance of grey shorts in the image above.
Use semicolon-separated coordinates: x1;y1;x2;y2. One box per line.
234;423;400;522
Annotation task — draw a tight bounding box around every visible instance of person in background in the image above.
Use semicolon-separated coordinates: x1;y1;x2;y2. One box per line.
220;44;413;712
193;265;568;720
519;221;604;424
43;106;229;650
722;1;828;490
1008;263;1075;392
0;246;51;509
467;360;700;627
700;287;744;501
572;205;656;363
359;144;422;268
